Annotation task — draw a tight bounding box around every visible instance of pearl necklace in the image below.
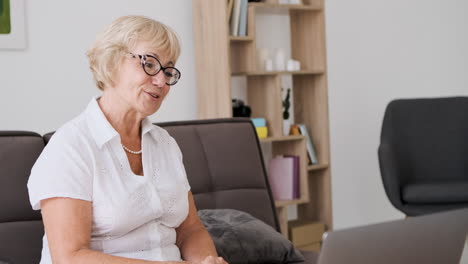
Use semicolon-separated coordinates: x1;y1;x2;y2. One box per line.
121;144;142;155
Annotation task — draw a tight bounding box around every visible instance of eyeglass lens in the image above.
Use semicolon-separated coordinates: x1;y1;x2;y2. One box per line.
142;56;180;85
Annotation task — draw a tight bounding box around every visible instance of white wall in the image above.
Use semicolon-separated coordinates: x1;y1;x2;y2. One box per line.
326;0;468;229
0;0;198;134
2;0;468;229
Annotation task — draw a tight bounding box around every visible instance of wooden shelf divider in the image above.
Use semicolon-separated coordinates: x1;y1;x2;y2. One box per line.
232;69;325;76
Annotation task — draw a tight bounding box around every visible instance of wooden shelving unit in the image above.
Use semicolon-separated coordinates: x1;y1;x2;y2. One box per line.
193;0;332;241
308;163;329;171
231;70;325;76
230;36;254;42
260;135;305;143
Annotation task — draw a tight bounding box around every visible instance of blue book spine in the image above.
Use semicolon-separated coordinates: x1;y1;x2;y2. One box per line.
251;118;266;127
238;0;248;36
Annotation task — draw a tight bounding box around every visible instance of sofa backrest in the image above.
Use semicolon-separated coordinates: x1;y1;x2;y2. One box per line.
0;132;45;264
158;118;279;230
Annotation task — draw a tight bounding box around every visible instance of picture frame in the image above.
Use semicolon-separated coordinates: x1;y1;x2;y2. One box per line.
0;0;26;50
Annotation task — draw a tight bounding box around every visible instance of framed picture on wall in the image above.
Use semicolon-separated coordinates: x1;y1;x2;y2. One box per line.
0;0;26;49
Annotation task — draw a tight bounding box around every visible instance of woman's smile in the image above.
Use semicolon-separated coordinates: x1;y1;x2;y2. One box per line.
144;90;162;101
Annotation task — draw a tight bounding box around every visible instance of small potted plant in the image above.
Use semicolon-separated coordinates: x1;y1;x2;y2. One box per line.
282;88;291;136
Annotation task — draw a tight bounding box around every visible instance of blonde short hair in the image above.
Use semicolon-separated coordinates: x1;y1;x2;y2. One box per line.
87;15;181;90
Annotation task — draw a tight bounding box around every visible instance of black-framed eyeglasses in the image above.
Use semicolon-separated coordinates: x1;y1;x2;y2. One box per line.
129;52;181;86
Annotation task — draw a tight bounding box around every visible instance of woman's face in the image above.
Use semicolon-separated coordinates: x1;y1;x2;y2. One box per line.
112;41;173;117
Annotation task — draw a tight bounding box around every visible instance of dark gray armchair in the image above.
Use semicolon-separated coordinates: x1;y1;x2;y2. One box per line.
378;97;468;216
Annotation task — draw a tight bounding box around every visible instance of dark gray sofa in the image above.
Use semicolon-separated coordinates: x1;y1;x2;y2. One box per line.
0;118;318;264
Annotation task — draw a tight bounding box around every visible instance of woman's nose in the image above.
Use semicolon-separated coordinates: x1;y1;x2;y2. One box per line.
151;70;166;87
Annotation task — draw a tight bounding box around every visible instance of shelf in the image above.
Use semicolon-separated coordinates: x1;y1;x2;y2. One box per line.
232;70;325;76
308;163;329;171
260;135;305;143
249;2;322;11
275;198;309;208
230;36;254;42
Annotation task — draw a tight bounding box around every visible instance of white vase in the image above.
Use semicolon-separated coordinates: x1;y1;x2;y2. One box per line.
274;48;286;71
283;119;291;136
256;48;269;70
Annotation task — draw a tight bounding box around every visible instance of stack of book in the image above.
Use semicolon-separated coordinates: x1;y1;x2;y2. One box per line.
227;0;248;37
251;118;268;138
290;124;318;165
267;155;300;200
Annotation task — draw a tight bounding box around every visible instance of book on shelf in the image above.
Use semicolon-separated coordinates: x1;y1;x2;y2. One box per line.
227;0;234;23
251;117;266;127
237;0;248;36
229;0;242;36
251;118;268;138
267;155;300;200
228;0;248;37
297;124;318;165
285;155;300;199
255;127;268;138
268;156;293;200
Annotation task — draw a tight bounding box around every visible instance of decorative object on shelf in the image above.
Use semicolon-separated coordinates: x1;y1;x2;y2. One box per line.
282;88;291;136
232;99;252;117
289;220;325;252
0;0;26;49
265;59;274;71
274;48;286;71
256;48;269;70
287;59;301;71
297;124;318;165
294;60;301;70
289;124;301;136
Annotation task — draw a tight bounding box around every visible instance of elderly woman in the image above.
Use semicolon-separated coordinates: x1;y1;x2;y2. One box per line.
27;16;226;264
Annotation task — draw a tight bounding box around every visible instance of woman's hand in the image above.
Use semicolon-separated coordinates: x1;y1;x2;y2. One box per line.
176;192;221;261
199;256;228;264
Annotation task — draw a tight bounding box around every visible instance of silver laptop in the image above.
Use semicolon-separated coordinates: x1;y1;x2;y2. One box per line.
318;208;468;264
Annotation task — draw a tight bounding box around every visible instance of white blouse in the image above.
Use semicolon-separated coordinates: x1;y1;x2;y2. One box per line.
27;97;191;263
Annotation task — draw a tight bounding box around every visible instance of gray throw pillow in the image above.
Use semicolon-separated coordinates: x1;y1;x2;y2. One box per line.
198;209;305;264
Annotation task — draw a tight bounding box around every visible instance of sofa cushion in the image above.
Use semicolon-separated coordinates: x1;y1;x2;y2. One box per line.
402;182;468;204
198;209;304;264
